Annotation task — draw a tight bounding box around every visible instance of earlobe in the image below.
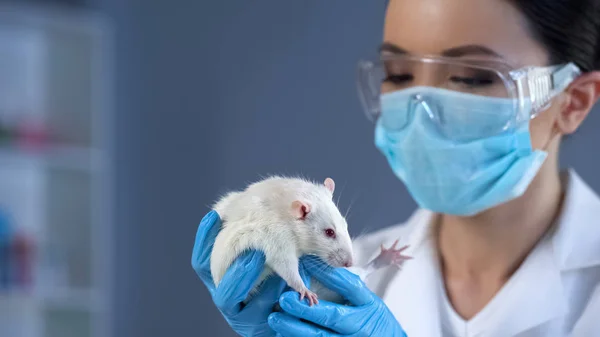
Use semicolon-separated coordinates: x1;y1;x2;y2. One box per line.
291;200;311;220
557;71;600;135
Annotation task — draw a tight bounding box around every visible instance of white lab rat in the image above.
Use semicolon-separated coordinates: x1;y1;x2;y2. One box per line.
210;175;411;306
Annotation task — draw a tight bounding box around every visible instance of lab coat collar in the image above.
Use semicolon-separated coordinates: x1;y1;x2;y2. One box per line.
383;168;600;337
474;232;567;337
383;209;444;337
552;169;600;270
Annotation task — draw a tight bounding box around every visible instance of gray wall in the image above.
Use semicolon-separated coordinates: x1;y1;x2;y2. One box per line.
92;1;600;337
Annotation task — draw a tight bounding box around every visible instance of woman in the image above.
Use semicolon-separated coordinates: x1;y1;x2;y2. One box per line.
192;0;600;336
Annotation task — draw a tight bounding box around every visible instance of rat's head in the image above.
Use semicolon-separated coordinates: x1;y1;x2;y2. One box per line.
289;177;354;268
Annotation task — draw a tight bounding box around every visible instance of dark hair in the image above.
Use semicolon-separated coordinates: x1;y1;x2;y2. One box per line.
384;0;600;72
509;0;600;72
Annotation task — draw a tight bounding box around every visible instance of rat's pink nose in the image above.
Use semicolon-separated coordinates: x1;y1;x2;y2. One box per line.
344;260;353;268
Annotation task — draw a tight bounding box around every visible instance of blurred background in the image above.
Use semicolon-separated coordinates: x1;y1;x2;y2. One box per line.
0;1;598;337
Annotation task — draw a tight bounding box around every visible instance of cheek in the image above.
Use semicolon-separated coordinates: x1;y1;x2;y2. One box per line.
316;237;331;250
528;105;559;149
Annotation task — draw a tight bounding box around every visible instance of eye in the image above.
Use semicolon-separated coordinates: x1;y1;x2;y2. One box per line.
383;73;413;84
325;228;336;239
449;75;495;87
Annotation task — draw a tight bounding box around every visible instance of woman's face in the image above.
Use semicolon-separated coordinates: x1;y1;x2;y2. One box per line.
383;0;559;150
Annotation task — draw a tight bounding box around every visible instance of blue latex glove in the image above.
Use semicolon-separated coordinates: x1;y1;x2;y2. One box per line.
191;210;294;337
267;256;408;337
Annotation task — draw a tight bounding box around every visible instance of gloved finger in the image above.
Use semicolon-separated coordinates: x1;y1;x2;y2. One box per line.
301;255;373;306
267;312;343;337
244;274;287;312
191;210;221;291
213;250;267;315
278;291;361;335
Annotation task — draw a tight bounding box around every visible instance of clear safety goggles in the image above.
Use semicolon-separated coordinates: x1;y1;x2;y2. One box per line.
356;54;582;141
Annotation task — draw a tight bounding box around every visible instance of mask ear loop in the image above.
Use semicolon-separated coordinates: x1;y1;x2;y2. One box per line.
538;90;570;152
535;92;565;153
540;124;560;152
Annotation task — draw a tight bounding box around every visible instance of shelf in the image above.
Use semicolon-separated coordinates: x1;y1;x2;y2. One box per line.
41;287;97;311
0;145;103;172
0;3;113;336
0;287;97;311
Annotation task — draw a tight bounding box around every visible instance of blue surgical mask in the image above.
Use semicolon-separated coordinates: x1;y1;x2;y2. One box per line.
374;86;548;216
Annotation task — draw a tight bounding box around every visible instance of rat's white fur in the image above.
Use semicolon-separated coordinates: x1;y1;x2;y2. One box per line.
210;175;354;301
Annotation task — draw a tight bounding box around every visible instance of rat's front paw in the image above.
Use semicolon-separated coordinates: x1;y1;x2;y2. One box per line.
299;288;319;306
375;239;413;269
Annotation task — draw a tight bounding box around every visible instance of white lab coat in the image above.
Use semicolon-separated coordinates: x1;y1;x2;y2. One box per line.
352;169;600;337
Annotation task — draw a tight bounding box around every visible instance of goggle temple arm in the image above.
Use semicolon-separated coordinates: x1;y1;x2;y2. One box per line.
511;62;582;121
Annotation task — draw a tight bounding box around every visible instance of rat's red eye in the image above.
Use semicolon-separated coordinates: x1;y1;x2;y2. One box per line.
325;229;336;238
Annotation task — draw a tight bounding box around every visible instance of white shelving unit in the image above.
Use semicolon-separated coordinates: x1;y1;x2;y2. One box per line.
0;3;113;337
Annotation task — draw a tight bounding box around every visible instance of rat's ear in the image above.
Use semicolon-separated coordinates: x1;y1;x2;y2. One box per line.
291;200;311;220
324;177;335;195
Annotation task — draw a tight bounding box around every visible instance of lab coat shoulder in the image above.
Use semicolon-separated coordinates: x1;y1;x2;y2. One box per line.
571;283;600;336
552;170;600;271
555;170;600;336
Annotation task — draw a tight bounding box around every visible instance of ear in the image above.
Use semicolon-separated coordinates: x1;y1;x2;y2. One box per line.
556;71;600;135
324;177;335;194
291;200;311;220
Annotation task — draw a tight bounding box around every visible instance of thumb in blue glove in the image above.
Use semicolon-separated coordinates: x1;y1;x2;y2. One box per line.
267;256;408;337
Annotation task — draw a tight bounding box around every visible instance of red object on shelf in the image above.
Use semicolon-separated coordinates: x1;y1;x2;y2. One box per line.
11;230;36;289
15;118;50;151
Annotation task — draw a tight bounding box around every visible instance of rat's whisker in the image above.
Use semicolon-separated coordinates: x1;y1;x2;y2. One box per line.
336;180;347;209
344;194;358;220
352;227;371;242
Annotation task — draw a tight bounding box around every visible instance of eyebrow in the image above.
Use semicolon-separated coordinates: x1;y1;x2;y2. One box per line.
378;42;504;58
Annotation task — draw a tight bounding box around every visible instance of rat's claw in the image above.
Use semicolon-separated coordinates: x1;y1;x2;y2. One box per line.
381;243;413;265
299;288;319;306
381;242;409;254
381;240;400;252
396;245;409;253
307;291;319;306
393;255;413;262
392;255;413;266
371;241;414;270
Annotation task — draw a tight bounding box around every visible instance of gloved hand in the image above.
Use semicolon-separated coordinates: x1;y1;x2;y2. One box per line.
267;256;408;337
191;210;291;337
